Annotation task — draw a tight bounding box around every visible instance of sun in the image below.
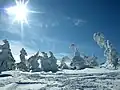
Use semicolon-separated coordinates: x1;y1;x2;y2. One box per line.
4;0;37;39
5;0;29;25
4;0;42;39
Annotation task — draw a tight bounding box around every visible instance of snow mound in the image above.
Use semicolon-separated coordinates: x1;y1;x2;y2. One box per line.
0;68;120;90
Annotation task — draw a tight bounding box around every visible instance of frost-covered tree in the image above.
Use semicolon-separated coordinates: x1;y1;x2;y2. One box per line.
84;54;98;67
48;51;58;72
28;51;40;72
40;52;51;72
70;47;85;70
20;48;27;63
17;48;29;72
59;56;69;69
0;39;15;72
94;32;119;69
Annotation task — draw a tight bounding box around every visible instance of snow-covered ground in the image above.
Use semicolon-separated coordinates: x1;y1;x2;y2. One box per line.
0;68;120;90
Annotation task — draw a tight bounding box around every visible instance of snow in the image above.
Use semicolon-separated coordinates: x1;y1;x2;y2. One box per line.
1;68;120;90
62;67;120;74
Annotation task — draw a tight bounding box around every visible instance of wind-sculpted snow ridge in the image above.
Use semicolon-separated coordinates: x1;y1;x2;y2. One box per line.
0;68;120;90
0;74;12;77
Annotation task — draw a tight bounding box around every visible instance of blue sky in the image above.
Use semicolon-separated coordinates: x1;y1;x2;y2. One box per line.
0;0;120;63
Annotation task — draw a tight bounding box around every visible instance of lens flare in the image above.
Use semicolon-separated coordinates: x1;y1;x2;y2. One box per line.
6;0;30;25
5;0;42;39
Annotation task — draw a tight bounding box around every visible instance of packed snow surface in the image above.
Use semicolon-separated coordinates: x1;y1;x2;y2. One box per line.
0;68;120;90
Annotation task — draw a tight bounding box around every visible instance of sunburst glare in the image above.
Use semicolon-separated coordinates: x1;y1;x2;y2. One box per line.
5;0;41;39
5;0;30;25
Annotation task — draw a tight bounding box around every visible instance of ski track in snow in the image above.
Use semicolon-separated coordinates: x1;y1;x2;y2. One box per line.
0;68;120;90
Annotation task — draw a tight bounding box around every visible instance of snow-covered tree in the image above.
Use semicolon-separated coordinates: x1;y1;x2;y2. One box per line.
40;52;51;72
70;47;85;70
28;51;40;72
84;54;98;67
94;32;119;69
59;56;69;69
48;51;58;72
17;48;29;72
0;39;15;73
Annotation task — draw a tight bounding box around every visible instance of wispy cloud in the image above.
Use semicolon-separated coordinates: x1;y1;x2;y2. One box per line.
73;19;86;26
66;17;87;27
30;20;59;29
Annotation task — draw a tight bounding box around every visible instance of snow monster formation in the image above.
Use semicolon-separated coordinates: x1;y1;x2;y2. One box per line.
17;48;29;72
48;51;58;73
28;51;41;72
89;55;98;66
0;39;15;73
93;32;119;69
69;43;98;69
83;54;98;67
70;44;86;70
40;51;58;73
40;52;51;72
59;56;69;69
